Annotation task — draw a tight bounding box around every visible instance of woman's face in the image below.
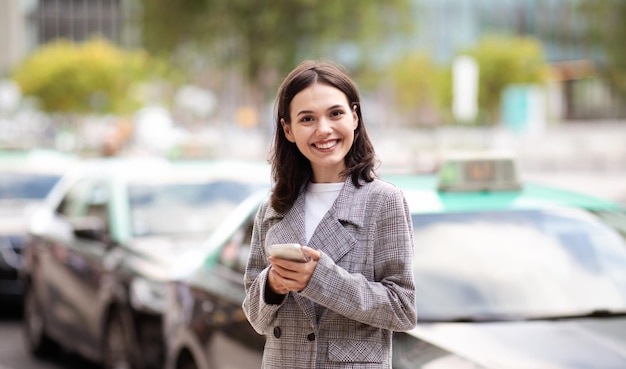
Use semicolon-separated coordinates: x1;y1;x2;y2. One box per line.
282;83;358;183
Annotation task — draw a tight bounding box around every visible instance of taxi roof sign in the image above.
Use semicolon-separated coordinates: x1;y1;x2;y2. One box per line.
437;153;521;192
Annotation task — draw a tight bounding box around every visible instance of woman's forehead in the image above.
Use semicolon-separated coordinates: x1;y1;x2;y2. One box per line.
290;83;349;114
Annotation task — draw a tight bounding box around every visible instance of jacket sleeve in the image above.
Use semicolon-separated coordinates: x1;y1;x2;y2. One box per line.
241;201;283;335
299;186;417;331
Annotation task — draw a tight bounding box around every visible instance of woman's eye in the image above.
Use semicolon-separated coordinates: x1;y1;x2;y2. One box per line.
300;116;314;123
330;110;344;118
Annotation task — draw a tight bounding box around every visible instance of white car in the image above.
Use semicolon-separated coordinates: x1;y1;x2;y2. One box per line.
21;156;270;369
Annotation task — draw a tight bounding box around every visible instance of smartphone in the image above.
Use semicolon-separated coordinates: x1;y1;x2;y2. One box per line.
269;243;308;262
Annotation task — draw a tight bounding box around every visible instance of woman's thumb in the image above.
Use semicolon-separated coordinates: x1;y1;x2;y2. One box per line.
301;246;321;261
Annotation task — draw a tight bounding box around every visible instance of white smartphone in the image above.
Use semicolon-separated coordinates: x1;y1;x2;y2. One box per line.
269;243;308;262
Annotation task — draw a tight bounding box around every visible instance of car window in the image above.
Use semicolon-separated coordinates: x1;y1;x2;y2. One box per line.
219;219;254;275
592;210;626;243
0;172;60;199
412;208;626;320
56;178;110;228
129;180;257;237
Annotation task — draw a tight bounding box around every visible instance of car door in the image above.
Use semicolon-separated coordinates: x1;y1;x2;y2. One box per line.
213;216;266;351
43;176;111;357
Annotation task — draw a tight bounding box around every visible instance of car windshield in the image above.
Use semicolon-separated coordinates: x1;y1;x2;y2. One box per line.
129;180;261;237
0;172;61;200
412;208;626;321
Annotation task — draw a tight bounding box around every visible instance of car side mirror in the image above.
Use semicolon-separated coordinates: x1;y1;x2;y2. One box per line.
29;209;74;245
71;216;110;244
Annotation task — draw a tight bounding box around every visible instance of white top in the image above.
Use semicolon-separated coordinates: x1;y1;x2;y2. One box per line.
305;182;344;243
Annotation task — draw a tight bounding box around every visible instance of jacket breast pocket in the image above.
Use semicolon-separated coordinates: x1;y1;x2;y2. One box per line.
328;339;383;364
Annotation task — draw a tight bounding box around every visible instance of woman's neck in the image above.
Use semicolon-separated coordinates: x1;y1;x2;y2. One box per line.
311;165;346;183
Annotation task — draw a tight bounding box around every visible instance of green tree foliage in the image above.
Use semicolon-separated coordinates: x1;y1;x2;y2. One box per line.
11;38;164;114
139;0;413;92
461;36;551;124
578;0;626;99
391;53;441;109
387;52;451;126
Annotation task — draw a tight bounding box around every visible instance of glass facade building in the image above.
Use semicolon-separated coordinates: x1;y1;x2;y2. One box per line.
412;0;591;64
22;0;140;54
410;0;623;120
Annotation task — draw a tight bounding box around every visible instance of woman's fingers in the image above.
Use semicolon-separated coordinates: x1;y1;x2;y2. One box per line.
269;256;318;292
268;269;288;294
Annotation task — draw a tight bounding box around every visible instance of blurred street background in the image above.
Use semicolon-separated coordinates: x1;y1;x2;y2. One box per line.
1;0;626;199
2;2;626;369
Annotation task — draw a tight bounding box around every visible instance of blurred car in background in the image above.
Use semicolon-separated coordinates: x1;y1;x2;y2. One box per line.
20;156;270;369
0;149;78;303
164;153;626;369
164;190;268;369
387;154;626;369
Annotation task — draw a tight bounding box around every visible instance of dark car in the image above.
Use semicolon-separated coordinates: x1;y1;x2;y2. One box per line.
164;154;626;369
0;149;78;303
164;190;268;369
21;156;270;369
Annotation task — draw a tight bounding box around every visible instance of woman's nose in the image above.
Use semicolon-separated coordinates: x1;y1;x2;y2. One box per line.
316;118;332;136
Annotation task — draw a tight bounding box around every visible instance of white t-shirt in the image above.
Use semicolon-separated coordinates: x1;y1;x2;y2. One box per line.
305;182;343;243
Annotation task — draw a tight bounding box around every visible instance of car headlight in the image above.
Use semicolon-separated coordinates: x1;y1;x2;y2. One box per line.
130;277;167;314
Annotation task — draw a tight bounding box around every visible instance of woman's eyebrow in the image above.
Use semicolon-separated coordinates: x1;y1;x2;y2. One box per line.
296;109;314;116
296;104;345;116
327;104;344;111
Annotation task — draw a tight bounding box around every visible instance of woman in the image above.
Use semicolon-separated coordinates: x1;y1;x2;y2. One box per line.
242;59;417;369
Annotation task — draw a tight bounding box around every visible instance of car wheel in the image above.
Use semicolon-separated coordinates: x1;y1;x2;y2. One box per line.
103;311;134;369
22;286;58;357
177;355;199;369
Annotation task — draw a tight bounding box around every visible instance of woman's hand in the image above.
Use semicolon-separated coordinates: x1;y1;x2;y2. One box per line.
268;246;320;293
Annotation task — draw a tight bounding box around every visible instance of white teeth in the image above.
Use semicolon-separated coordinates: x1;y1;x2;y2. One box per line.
315;140;336;149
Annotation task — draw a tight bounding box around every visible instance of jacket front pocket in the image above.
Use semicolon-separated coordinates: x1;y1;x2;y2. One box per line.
328;339;383;363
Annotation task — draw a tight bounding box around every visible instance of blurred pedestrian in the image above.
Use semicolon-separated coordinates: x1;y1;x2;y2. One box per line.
242;59;417;368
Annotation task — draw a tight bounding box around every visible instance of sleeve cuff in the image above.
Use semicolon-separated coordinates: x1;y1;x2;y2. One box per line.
264;278;286;305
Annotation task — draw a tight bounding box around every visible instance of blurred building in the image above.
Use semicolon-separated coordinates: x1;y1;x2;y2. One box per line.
0;0;138;77
26;0;139;46
412;0;590;64
410;0;623;121
0;0;26;77
0;0;623;121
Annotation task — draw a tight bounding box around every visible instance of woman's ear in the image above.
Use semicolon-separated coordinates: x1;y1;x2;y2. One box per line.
352;106;359;130
281;118;295;142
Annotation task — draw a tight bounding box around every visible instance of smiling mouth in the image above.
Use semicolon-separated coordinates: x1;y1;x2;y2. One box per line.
314;140;338;149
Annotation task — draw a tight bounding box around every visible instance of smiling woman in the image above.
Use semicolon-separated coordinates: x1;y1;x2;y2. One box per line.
280;83;359;184
242;60;417;369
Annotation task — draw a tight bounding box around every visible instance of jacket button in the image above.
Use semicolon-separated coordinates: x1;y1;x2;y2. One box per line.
307;333;315;341
273;327;281;338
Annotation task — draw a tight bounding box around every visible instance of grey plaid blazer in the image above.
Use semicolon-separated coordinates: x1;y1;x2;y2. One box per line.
243;177;417;369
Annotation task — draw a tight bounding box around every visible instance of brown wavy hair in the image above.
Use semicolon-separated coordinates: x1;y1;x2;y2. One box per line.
269;59;378;214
